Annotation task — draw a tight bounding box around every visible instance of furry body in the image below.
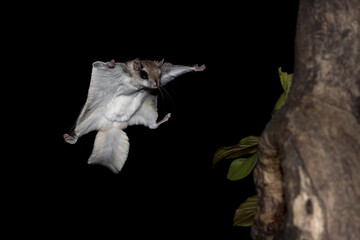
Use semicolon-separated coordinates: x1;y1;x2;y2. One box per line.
64;58;205;173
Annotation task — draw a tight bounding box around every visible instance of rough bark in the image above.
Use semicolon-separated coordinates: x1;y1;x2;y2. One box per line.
251;0;360;239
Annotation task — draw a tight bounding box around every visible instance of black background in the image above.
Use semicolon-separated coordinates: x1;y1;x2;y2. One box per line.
10;1;298;239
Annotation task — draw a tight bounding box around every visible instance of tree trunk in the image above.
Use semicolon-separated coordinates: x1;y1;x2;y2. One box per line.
251;0;360;239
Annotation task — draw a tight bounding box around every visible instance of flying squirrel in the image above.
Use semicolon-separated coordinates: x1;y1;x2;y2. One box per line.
63;58;206;173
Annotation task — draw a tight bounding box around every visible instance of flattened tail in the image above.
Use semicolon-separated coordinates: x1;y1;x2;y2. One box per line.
88;127;129;173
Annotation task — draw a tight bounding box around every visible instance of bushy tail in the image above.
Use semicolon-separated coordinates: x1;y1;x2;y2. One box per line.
88;127;129;173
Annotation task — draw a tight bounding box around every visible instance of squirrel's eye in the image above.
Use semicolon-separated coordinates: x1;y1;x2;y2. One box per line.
140;70;148;80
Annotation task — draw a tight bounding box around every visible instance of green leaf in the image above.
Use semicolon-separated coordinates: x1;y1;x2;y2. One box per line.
272;68;293;117
233;195;257;227
238;136;259;147
224;146;258;160
212;136;259;168
278;67;293;95
227;152;259;181
271;92;287;117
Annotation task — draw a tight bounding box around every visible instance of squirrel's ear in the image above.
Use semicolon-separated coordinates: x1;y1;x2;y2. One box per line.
156;58;164;68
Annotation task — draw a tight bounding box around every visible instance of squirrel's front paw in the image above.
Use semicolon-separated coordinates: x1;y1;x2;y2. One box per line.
192;64;206;72
106;59;116;68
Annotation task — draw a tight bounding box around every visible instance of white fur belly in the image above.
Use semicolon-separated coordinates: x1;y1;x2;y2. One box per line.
104;93;144;122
